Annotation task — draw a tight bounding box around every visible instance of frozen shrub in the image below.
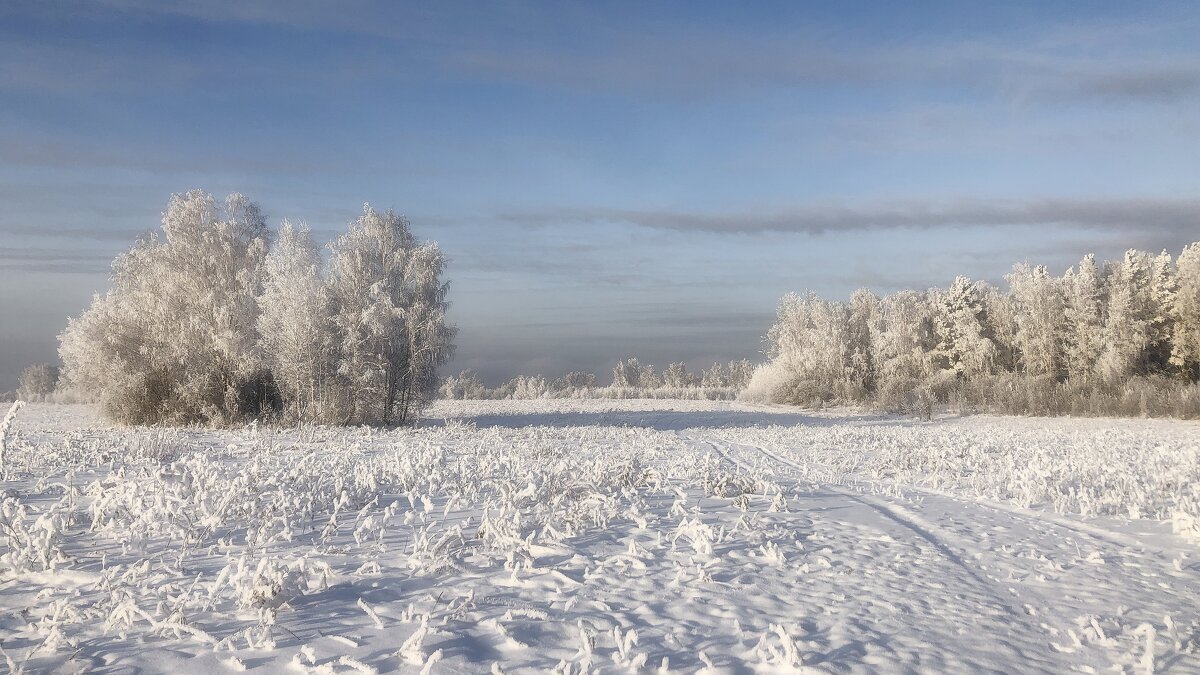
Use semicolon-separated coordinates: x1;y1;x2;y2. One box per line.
506;375;550;400
461;358;746;401
739;361;796;405
555;371;597;392
17;363;59;401
441;370;488;400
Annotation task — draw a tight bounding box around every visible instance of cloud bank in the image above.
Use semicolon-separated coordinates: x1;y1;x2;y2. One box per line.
502;197;1200;236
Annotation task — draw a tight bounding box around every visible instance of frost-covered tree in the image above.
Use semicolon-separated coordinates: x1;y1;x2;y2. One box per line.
1062;254;1105;384
1097;250;1153;384
1171;243;1200;379
327;205;455;425
60;191;457;427
557;371;597;390
751;243;1200;415
933;276;996;379
257;221;335;421
507;375;549;400
1006;263;1064;379
17;363;60;401
845;289;881;395
662;362;695;388
725;359;754;389
872;290;936;401
60;190;271;424
440;369;487;400
983;285;1018;375
701;361;746;389
1148;250;1178;375
761;292;849;403
639;364;662;388
700;362;726;388
612;358;645;388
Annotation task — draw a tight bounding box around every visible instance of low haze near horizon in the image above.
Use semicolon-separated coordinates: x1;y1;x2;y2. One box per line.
2;1;1199;390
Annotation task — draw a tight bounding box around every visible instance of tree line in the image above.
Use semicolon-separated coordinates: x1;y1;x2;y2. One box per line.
58;190;455;426
28;190;1200;422
746;245;1200;418
440;358;754;400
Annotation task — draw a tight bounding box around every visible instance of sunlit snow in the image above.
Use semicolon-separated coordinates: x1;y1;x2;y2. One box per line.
2;400;1198;672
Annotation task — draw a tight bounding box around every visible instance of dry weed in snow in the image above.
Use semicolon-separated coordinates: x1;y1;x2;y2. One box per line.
0;400;1198;673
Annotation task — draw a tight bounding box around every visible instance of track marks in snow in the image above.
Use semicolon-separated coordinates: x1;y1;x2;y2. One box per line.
697;431;1200;673
694;433;1066;669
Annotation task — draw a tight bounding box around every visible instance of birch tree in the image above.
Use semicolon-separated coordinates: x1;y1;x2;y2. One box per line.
1062;254;1105;383
327;205;456;426
663;362;695;388
1148;250;1178;374
612;358;645;388
1097;250;1153;384
933;276;996;379
60;190;271;424
764;292;849;403
258;221;334;421
1007;263;1064;378
872;290;936;399
1171;243;1200;379
846;289;881;395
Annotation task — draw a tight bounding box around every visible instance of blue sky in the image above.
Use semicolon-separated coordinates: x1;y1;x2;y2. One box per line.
2;1;1199;389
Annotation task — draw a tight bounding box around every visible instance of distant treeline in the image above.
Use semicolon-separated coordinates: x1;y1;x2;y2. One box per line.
745;244;1200;418
441;358;754;400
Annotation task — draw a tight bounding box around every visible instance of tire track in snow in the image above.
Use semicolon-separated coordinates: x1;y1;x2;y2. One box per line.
695;429;1200;672
897;481;1180;556
696;427;1200;667
689;432;1057;641
719;430;1183;557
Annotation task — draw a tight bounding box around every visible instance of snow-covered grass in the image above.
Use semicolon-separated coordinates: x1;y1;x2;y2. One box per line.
2;400;1200;673
710;413;1200;532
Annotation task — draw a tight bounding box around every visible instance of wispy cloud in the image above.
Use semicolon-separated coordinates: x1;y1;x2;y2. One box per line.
0;247;113;274
0;134;356;175
1072;69;1200;102
0;223;144;242
500;197;1200;236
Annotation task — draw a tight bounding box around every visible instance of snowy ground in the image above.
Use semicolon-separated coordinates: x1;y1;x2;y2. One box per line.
2;400;1200;673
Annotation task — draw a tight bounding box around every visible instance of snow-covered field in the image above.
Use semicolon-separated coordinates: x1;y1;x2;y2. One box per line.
2;400;1200;673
